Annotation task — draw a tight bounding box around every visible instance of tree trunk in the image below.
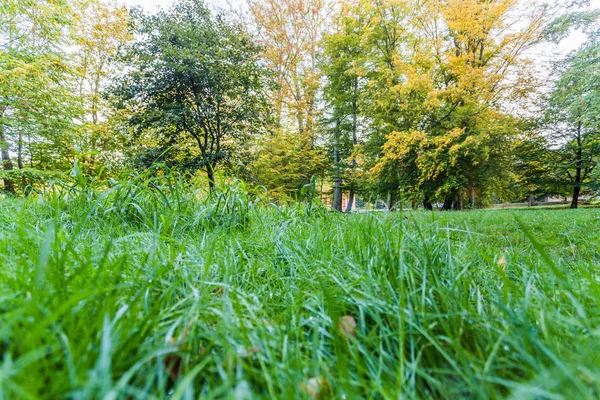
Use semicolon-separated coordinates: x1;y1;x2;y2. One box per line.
345;188;355;213
295;82;304;135
329;117;342;211
571;167;582;209
423;193;433;211
343;77;359;215
442;195;453;211
206;163;215;192
0;126;14;193
453;190;463;211
470;187;476;209
332;132;342;211
17;131;23;170
18;130;27;190
571;121;583;209
528;194;533;207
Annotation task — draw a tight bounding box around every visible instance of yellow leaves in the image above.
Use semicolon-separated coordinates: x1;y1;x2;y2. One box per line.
442;0;515;42
249;0;327;134
411;0;541;108
74;0;132;82
378;130;427;168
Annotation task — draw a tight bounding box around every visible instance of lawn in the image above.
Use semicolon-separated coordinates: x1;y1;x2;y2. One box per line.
1;178;600;399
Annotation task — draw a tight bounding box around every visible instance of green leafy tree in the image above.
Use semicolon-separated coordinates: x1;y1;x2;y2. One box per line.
110;0;272;190
545;39;600;208
247;129;327;200
0;0;78;192
512;129;558;206
321;2;366;211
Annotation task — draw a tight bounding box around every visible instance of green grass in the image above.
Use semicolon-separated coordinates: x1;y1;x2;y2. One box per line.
1;175;600;399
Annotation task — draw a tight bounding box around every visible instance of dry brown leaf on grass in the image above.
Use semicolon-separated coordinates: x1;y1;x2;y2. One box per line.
498;256;506;271
238;345;261;358
299;376;328;398
212;287;225;295
338;315;357;338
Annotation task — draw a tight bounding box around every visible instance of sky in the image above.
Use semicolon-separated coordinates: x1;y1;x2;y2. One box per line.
125;0;237;11
124;0;170;10
123;0;599;56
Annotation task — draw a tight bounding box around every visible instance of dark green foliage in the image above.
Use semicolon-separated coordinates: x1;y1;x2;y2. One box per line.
544;39;600;207
110;0;272;188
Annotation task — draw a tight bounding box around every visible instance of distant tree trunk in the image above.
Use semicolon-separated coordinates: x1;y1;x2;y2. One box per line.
17;131;23;170
0;126;15;193
28;134;34;168
571;164;582;209
206;162;215;192
295;83;304;135
18;130;27;190
345;188;355;213
423;193;433;211
442;195;453;211
571;184;581;209
571;121;583;209
528;194;533;207
387;191;398;211
344;79;359;214
332;137;342;212
469;187;476;209
453;190;463;211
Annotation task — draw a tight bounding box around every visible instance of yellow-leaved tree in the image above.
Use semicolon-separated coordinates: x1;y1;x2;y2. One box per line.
73;0;131;175
369;0;551;209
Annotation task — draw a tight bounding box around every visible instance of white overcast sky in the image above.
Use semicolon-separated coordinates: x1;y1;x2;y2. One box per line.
124;0;240;12
123;0;599;54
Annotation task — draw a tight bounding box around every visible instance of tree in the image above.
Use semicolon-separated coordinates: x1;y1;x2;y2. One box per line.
0;0;78;192
512;129;553;206
367;0;550;209
248;0;331;138
355;0;415;209
247;129;327;200
73;0;131;174
110;0;272;190
544;39;600;208
321;0;366;211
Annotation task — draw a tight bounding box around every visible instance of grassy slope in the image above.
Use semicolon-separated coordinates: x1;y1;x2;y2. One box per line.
1;183;600;399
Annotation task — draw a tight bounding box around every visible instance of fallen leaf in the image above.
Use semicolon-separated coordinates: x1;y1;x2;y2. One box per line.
339;315;357;338
498;256;506;271
299;376;327;398
238;345;261;358
213;287;224;295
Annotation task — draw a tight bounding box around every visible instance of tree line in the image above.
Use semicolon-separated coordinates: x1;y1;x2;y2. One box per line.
1;0;599;209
